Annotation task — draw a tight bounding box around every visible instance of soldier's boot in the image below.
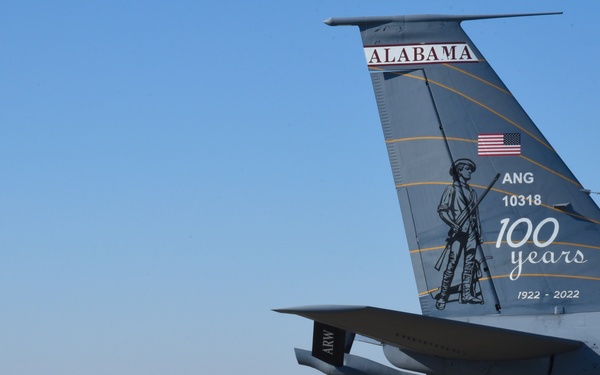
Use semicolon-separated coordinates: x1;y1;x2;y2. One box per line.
436;270;454;310
460;266;482;304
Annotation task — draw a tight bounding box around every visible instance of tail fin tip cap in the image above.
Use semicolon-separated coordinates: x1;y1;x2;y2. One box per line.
324;12;562;27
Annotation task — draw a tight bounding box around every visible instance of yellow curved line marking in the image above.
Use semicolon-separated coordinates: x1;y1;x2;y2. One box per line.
384;139;578;189
480;274;600;282
419;287;439;296
369;64;509;95
410;241;499;254
395;178;600;224
553;241;600;250
402;72;554;152
418;273;600;296
470;184;596;222
398;181;451;189
520;155;582;188
411;240;600;255
442;63;511;95
473;184;600;224
491;240;600;251
492;194;599;224
385;136;476;144
409;245;445;254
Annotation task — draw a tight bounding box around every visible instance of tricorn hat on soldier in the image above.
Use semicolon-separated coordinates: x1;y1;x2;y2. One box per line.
449;158;476;177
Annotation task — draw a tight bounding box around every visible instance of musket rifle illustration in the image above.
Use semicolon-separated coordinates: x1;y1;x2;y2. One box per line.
434;173;500;271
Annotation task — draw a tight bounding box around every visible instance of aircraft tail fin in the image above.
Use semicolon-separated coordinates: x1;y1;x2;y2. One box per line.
327;13;600;317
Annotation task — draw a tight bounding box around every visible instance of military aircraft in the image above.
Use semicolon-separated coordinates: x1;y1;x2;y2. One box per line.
275;12;600;375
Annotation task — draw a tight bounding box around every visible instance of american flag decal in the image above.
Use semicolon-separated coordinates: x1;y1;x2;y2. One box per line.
478;133;521;156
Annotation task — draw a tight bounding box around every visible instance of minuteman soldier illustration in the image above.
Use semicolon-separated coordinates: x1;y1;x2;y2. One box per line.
434;158;497;310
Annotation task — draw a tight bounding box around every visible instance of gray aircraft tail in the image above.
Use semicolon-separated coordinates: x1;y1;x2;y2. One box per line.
327;13;600;317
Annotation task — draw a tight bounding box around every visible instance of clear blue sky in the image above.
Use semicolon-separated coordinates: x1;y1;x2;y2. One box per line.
0;1;599;374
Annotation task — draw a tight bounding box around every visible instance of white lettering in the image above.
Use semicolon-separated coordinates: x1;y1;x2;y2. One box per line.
322;330;335;355
510;249;588;280
496;217;558;248
502;172;534;184
506;218;532;248
532;218;559;248
500;217;588;280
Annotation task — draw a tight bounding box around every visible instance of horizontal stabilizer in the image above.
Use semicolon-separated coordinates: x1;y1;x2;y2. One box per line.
276;305;582;361
295;348;415;375
324;12;562;26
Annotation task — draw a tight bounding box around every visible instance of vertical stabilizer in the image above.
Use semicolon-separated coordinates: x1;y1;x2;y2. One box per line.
327;13;600;317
